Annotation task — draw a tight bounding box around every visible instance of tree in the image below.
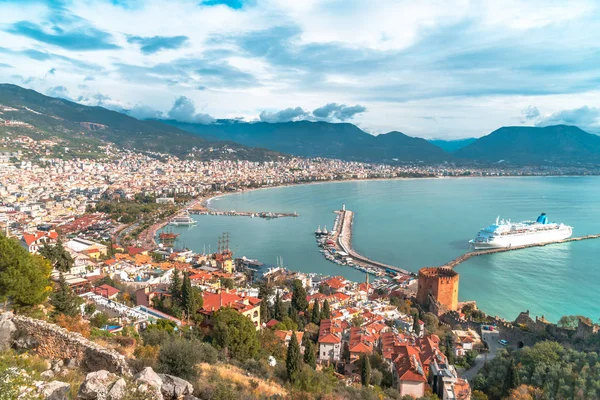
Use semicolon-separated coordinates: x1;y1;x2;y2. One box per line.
286;331;302;382
181;272;195;321
321;299;331;320
258;282;273;323
157;338;205;380
471;390;488;400
361;354;371;386
352;314;365;327
89;312;109;328
39;238;74;273
311;300;320;325
506;385;544;400
291;279;308;313
169;269;182;305
50;273;82;317
422;312;439;333
503;357;520;396
444;333;455;364
0;234;52;311
212;308;259;361
412;313;421;336
557;315;579;330
274;291;285;321
220;277;234;289
304;340;317;369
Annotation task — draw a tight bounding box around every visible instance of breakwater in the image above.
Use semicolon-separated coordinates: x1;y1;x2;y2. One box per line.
444;233;600;269
189;210;299;219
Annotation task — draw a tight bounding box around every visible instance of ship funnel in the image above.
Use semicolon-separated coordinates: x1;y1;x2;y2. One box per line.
536;213;548;224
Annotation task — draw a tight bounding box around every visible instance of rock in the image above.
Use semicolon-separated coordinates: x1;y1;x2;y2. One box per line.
134;367;163;390
40;370;55;379
158;374;193;399
52;360;64;373
0;313;16;351
107;378;126;400
183;395;200;400
78;370;118;400
13;333;39;350
38;380;70;400
65;358;79;369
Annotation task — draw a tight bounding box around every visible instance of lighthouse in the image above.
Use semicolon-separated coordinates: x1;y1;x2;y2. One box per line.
342;204;346;212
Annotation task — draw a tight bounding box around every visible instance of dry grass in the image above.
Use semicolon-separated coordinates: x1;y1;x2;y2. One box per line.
197;362;288;398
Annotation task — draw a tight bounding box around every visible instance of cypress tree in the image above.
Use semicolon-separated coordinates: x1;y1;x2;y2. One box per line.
503;357;520;396
311;300;320;324
169;269;182;306
50;273;82;317
286;331;302;383
274;291;285;321
303;340;316;369
181;272;195;320
291;280;308;313
361;354;371;386
413;313;421;336
321;299;330;320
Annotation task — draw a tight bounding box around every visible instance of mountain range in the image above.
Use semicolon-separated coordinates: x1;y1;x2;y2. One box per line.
2;84;600;166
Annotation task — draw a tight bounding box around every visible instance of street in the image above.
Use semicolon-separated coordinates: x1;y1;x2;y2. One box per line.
462;328;501;381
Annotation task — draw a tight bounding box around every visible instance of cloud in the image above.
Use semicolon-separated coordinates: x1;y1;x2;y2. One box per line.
47;68;56;75
536;106;600;133
0;63;13;68
126;105;164;120
127;35;188;54
6;20;120;51
259;107;309;123
167;96;215;124
521;106;540;120
0;46;102;71
46;85;70;99
312;103;367;121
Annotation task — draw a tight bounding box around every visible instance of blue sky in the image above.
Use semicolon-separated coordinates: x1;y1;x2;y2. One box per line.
1;0;599;138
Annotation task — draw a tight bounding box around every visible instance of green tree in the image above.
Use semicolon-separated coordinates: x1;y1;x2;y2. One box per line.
220;277;234;289
49;273;82;317
212;308;259;361
0;234;52;311
361;354;371;386
286;331;302;382
352;314;365;327
181;272;196;321
274;291;285;321
321;299;330;320
422;312;439;333
39;238;74;273
169;269;182;306
89;311;109;328
444;333;455;364
303;340;317;369
503;357;520;397
412;313;421;336
557;315;579;330
157;338;205;380
311;300;320;325
291;279;308;313
258;282;273;323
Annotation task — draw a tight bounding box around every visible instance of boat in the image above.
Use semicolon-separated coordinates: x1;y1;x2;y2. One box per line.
169;211;197;226
469;213;572;250
315;225;322;235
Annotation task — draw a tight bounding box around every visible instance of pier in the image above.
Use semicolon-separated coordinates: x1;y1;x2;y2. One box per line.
327;208;414;276
443;233;600;269
189;210;299;219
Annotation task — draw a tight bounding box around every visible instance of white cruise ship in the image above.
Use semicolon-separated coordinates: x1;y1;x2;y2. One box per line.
469;213;572;250
169;211;197;226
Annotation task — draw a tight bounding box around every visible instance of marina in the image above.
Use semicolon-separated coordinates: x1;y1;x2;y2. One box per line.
189;209;299;219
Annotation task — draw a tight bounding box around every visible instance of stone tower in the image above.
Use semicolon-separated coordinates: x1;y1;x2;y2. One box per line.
416;267;459;313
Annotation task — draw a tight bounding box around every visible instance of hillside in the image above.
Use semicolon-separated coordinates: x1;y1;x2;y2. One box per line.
429;138;477;153
455;125;600;165
0;84;282;161
166;119;453;164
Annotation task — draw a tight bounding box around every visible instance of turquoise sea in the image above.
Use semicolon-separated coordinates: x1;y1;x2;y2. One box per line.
160;177;600;323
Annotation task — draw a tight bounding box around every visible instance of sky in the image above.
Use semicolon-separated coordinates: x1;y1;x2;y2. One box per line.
1;0;600;138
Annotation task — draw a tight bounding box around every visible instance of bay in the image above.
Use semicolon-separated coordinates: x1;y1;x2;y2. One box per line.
160;176;600;322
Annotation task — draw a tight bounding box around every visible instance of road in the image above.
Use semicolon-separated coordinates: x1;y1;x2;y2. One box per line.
463;328;502;381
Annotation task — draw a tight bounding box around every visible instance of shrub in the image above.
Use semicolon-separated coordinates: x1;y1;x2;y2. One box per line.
89;312;110;328
157;338;211;380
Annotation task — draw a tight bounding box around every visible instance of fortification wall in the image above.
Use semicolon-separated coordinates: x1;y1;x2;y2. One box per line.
417;267;459;311
3;313;130;375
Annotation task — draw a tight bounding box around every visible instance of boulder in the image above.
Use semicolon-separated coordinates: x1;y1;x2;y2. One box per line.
78;370;118;400
135;367;163;400
38;380;70;400
107;378;126;400
40;370;55;379
13;333;39;350
158;374;194;399
0;313;16;351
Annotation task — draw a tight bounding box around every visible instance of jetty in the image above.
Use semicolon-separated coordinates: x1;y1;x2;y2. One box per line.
329;207;413;276
189;210;299;219
443;233;600;269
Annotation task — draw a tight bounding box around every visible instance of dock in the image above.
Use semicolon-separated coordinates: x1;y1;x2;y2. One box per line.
189;210;299;219
331;208;413;276
443;233;600;269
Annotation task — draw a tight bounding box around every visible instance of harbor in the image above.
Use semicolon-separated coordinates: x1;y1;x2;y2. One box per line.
189;209;299;219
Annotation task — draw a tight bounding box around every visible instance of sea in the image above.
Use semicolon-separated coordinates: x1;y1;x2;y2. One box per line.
160;176;600;323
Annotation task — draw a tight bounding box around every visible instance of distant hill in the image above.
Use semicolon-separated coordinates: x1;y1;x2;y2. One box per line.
165;119;453;164
0;84;282;161
455;125;600;165
429;138;477;153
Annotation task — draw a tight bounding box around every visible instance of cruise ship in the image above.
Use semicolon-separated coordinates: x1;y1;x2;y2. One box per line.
169;211;197;226
469;213;572;250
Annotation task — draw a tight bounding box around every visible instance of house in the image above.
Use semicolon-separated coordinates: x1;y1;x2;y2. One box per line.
318;319;343;363
65;238;108;259
93;284;120;299
135;286;170;307
348;327;375;362
20;230;58;253
429;358;471;400
392;345;427;398
274;330;305;354
199;290;261;331
452;330;480;357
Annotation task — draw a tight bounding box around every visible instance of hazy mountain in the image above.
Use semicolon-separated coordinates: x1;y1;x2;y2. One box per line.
455;125;600;165
429;138;477;153
165;119;453;164
0;84;282;161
